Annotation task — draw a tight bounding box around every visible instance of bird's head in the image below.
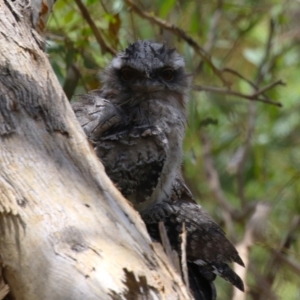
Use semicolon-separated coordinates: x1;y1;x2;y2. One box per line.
101;40;190;108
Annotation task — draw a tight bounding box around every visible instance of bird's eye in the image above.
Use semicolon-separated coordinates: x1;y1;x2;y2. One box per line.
120;68;135;81
160;68;174;81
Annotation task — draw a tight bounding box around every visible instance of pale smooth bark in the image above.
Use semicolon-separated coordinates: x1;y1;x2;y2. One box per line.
0;1;191;299
233;203;271;300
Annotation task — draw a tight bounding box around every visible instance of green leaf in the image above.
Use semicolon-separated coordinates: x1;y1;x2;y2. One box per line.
159;0;176;18
64;10;75;24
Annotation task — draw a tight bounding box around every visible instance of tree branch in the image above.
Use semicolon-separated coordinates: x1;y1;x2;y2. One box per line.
233;203;271;300
74;0;117;55
193;81;283;107
125;0;229;86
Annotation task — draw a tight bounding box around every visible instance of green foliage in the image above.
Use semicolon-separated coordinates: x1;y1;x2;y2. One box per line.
47;1;300;298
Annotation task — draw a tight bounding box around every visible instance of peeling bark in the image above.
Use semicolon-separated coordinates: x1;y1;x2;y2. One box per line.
0;1;192;299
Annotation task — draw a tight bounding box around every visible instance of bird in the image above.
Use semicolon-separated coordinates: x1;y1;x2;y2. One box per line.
72;40;244;299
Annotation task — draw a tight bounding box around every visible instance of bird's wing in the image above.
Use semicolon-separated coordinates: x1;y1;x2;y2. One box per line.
173;201;243;265
144;176;245;292
73;93;168;205
72;90;123;139
96;125;168;202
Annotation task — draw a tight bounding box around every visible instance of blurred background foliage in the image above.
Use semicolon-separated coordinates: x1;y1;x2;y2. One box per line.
47;0;300;299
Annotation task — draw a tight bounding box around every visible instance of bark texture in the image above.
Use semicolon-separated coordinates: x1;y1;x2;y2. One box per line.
0;1;191;299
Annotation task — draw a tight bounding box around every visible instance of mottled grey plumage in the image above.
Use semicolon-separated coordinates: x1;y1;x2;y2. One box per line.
145;176;244;291
72;40;244;297
74;41;189;213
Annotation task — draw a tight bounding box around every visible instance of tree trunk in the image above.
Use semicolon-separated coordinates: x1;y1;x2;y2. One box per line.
0;1;191;299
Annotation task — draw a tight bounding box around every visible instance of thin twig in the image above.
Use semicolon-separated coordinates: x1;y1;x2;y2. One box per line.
180;222;189;291
223;68;257;89
252;79;285;97
125;0;229;86
74;0;117;55
193;84;283;107
158;221;181;275
224;68;286;100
